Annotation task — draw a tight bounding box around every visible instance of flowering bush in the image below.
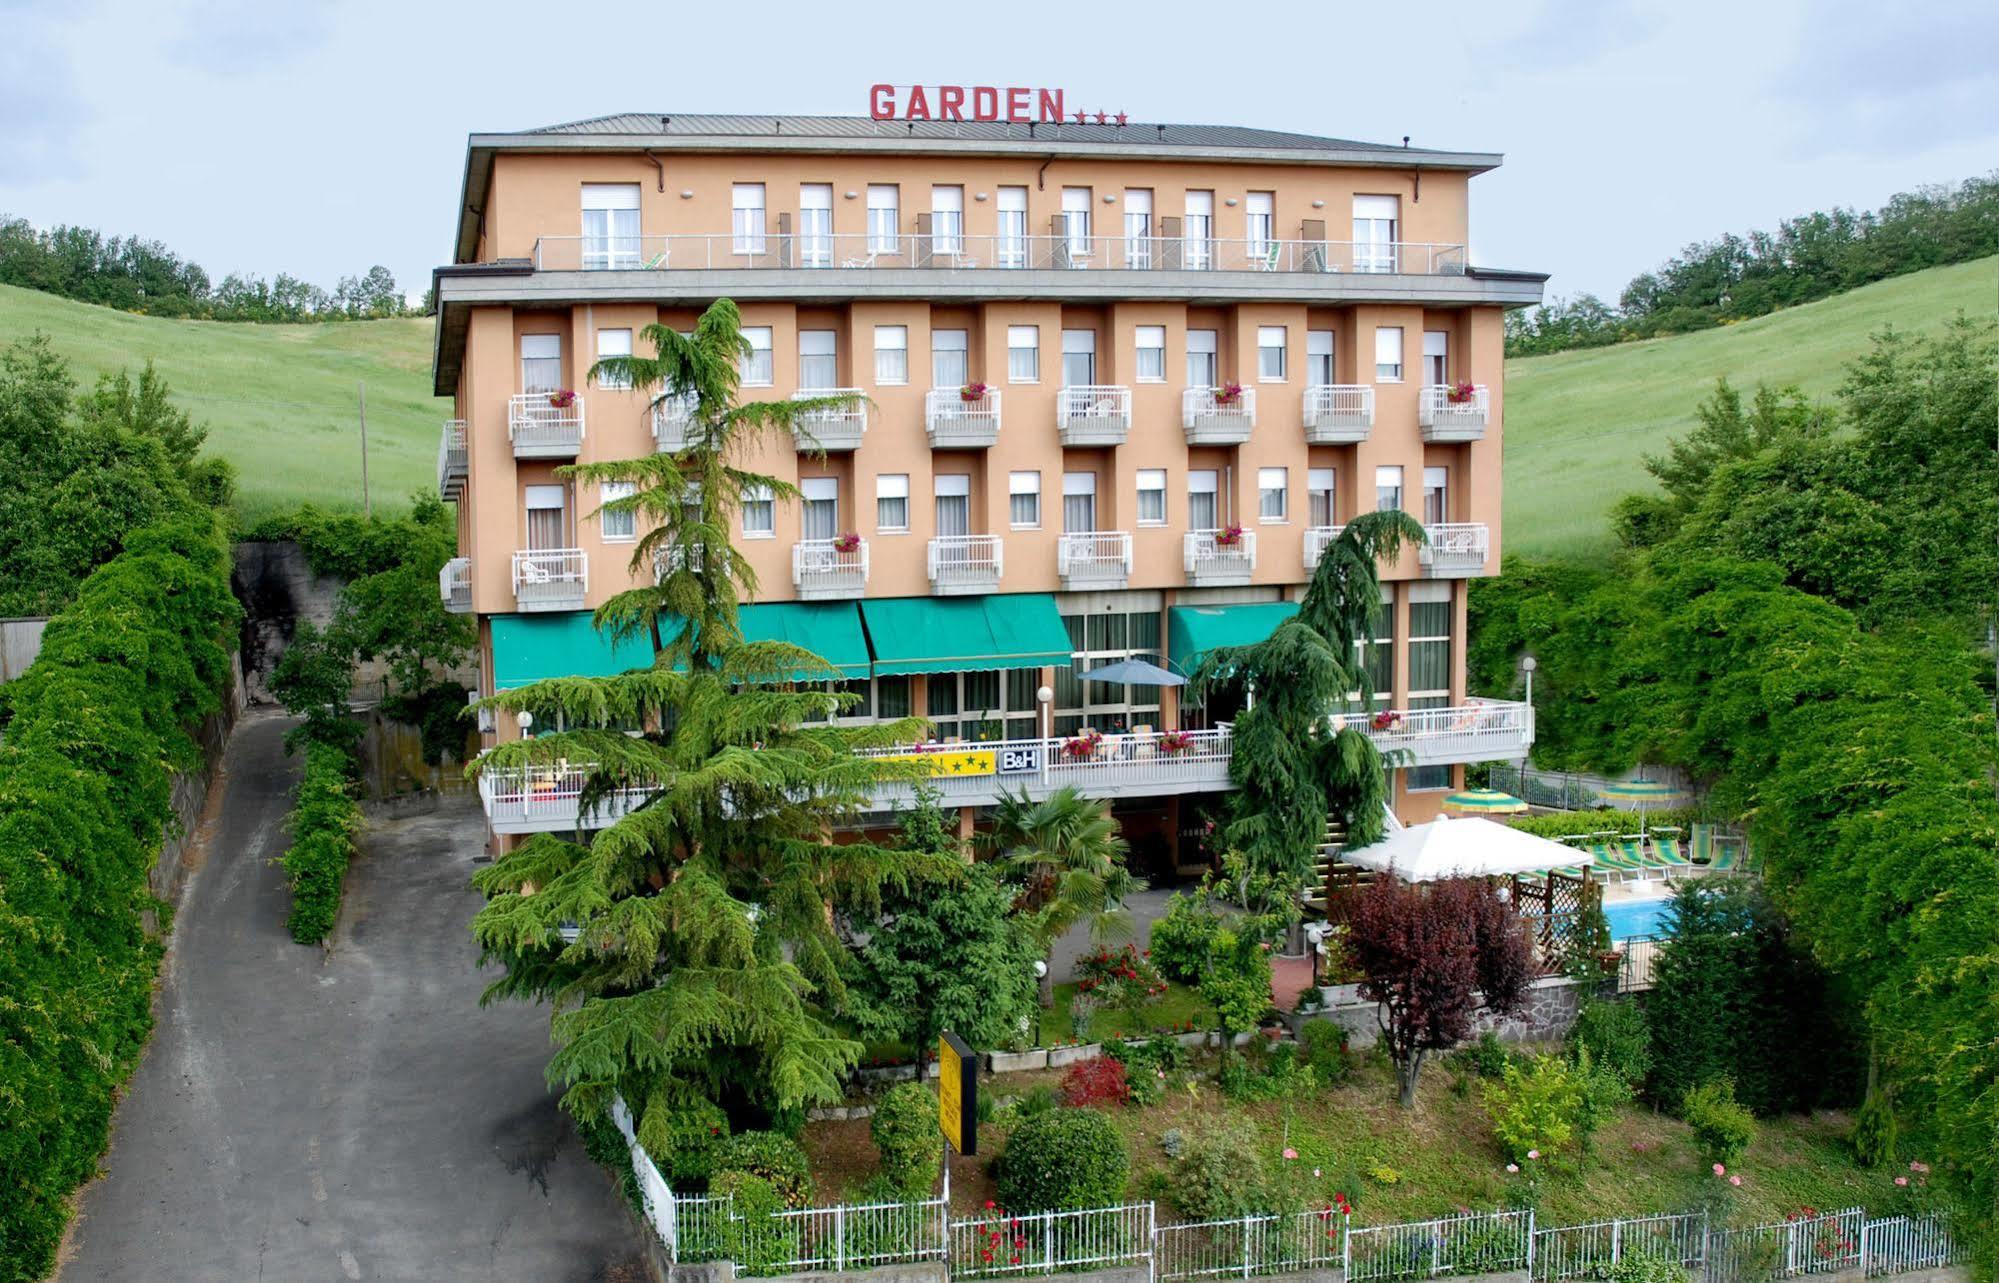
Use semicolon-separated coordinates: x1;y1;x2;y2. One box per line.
1155;729;1195;754
831;531;862;554
1212;523;1246;548
960;381;990;402
1060;1056;1130;1107
1214;381;1244;405
1060;727;1105;759
1076;943;1167;1002
1445;379;1478;405
1370;709;1403;731
548;388;578;408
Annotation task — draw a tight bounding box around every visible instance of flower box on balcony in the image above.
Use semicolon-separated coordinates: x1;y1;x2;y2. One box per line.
1445;380;1478;405
1213;523;1246;549
1213;381;1244;406
960;381;989;402
831;532;862;553
1370;710;1403;732
547;389;578;409
1156;730;1195;755
1061;728;1105;760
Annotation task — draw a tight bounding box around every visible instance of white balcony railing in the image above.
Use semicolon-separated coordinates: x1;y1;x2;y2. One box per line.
438;556;472;613
793;538;868;599
1181;387;1256;443
1418;385;1491;441
1302;386;1375;443
508;393;585;457
1183;529;1257;586
792;389;867;451
477;763;656;835
437;420;467;499
530;233;1469;276
511;548;587;611
927;534;1003;595
1056;385;1131;445
1303;525;1345;570
1419;523;1491;577
1057;531;1133;589
1334;699;1535;767
651;393;698;451
925;387;1001;447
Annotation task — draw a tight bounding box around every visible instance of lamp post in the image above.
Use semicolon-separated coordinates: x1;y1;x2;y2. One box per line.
1036;684;1054;785
517;709;534;736
1521;655;1537;708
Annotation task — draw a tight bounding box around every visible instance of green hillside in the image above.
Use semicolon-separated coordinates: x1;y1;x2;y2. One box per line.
0;282;445;521
1503;255;1999;558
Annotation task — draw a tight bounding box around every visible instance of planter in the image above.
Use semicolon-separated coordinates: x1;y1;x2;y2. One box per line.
1047;1042;1102;1068
987;1048;1051;1074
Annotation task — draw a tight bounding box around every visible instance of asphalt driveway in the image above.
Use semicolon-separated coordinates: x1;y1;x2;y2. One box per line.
61;712;644;1282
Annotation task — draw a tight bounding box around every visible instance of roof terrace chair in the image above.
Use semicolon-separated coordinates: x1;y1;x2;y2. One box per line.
1618;835;1663;879
642;248;670;270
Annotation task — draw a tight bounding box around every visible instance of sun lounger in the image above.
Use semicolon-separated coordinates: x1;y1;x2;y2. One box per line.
1689;823;1716;867
1653;834;1689;867
1591;840;1641;877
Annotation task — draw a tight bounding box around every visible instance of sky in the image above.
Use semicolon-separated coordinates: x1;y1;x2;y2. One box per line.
2;0;1995;307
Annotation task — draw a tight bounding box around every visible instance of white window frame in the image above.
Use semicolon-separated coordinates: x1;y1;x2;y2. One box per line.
1423;330;1450;386
1062;471;1097;534
997;187;1028;267
521;333;563;393
732;183;767;254
798;329;837;391
599;479;636;542
800;475;840;539
1353;194;1400;272
798;183;834;267
1307;467;1337;528
742;484;775;539
1124;189;1153;267
1375;464;1404;514
1184;191;1214;269
1423;465;1451;525
1009;470;1041;529
934;472;971;538
1136;468;1167;527
740;326;773;386
580;183;641;270
1307;329;1335;386
1135;325;1166;382
1007;325;1039;383
931;185;965;255
1258;467;1288;523
1061;328;1097;387
875;473;910;534
1186;328;1218;389
1245;191;1274;254
1187;469;1220;532
932;328;969;387
866;184;900;253
1257;325;1287;382
1062;186;1092;255
595;327;633;389
1375;326;1404;383
874;325;908;385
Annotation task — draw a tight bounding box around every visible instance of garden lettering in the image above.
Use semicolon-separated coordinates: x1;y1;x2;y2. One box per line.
870;85;1066;123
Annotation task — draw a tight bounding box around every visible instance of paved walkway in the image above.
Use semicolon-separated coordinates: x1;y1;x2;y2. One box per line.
61;713;644;1283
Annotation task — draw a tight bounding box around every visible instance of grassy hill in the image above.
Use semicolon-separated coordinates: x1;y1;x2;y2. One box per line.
1503;255;1999;558
0;282;446;522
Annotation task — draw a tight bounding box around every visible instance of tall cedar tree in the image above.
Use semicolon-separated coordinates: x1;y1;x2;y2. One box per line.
468;300;953;1136
1190;511;1424;885
1348;875;1535;1107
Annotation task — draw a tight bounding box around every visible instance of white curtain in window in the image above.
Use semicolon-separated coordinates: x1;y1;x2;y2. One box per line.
934;474;970;537
595;328;632;389
1423;466;1449;524
798;184;833;267
1245;191;1274;253
1423;330;1449;386
1137;469;1166;525
874;326;907;384
1258;326;1286;380
1007;326;1038;382
581;183;640;269
741;327;773;384
743;484;775;536
1184;191;1214;268
997;187;1027;266
932;329;968;387
1135;326;1165;381
931;186;964;254
876;473;910;531
866;185;899;252
525;484;566;549
520;334;562;392
1258;467;1287;521
600;480;636;539
732;184;766;254
1061;329;1096;387
1353;195;1399;272
798;330;837;390
1374;327;1403;381
1062;187;1092;255
1124;189;1153;267
1009;471;1040;527
1375;465;1404;513
1186;329;1218;388
1308;467;1336;527
1307;330;1334;385
1062;472;1096;533
1188;469;1219;531
801;476;839;539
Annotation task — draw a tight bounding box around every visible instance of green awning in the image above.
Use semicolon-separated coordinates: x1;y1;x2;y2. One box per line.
861;594;1073;677
1167;601;1300;676
490;611;658;688
738;602;871;681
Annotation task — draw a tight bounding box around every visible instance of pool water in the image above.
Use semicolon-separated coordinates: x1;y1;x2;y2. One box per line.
1603;896;1673;941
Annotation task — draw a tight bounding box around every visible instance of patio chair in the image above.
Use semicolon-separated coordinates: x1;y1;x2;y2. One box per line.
1689;823;1716;867
1589;840;1636;877
1653;833;1690;869
641;249;670;270
1618;835;1664;876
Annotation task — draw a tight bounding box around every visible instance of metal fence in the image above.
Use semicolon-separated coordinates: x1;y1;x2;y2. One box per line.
1706;1208;1864;1283
1534;1212;1707;1280
1346;1210;1533;1282
1861;1214;1960;1277
1156;1208;1348;1281
949;1203;1155;1278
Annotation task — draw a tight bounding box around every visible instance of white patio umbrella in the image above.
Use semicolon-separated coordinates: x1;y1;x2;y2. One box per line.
1336;815;1591;882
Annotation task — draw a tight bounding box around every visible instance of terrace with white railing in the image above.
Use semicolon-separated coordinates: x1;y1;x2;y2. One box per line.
436;420;467;499
927;534;1002;595
1419;522;1491;577
438;557;471;614
510;547;586;612
1303;525;1344;570
1419;384;1491;441
925;387;1001;448
791;390;867;451
507;392;585;457
651;393;699;451
1181;386;1255;444
1183;529;1256;587
1302;385;1374;443
793;538;869;599
1058;530;1133;590
1335;698;1534;767
1057;385;1131;445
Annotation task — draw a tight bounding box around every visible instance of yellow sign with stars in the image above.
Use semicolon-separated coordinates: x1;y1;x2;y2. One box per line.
938;1031;977;1156
883;749;996;779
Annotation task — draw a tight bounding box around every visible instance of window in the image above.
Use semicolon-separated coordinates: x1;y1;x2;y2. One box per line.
1062;472;1096;533
877;674;912;719
1186;329;1218;388
800;476;839;540
595;327;632;389
1245;191;1274;255
1353;588;1394;710
1135;326;1166;382
1062;187;1092;256
1307;330;1335;385
740;326;773;385
1124;189;1153;268
1375;465;1404;513
875;473;909;533
1007;325;1039;382
874;325;908;384
926;668;1040;740
798;330;837;390
1307;467;1337;528
1061;329;1096;387
932;329;968;387
581;183;640;269
1374;326;1404;382
1257;326;1287;381
934;473;970;537
520;334;562;393
1188;469;1219;531
798;184;833;267
732;183;766;254
1258;467;1288;522
1423;330;1449;386
1184;191;1214;269
1406;582;1454;790
524;483;567;550
1054;610;1163;735
1009;471;1041;528
1353;195;1399;273
599;480;636;541
997;187;1028;267
931;185;964;255
1137;469;1166;525
1423;465;1449;525
866;184;899;253
743;484;775;538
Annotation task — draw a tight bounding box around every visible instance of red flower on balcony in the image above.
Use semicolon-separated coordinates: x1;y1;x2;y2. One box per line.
831;532;862;554
1370;709;1403;732
1156;729;1195;754
1445;380;1478;405
547;388;578;409
1213;381;1244;406
960;381;989;402
1061;728;1105;759
1213;523;1245;548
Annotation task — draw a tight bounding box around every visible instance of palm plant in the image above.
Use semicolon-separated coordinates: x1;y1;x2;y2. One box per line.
466;300;948;1137
978;785;1141;1006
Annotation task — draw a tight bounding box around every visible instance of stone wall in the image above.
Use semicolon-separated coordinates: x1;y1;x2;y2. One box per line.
148;653;247;912
1299;976;1586;1050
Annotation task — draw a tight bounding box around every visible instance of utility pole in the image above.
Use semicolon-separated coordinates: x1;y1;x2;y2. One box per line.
358;380;371;518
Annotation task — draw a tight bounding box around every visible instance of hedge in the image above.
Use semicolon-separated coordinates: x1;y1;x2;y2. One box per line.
0;512;239;1281
280;742;361;943
1506;806;1714;842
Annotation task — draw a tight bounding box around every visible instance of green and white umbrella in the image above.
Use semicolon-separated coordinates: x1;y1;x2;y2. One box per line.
1597;779;1686;806
1441;787;1529;815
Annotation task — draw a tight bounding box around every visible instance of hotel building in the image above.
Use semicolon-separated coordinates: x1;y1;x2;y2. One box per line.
431;112;1546;861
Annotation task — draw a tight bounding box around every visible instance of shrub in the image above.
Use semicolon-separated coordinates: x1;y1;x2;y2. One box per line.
1598;1248;1693;1283
1299;1020;1353;1083
1075;943;1168;1017
1062;1056;1131;1108
714;1130;814;1208
872;1082;942;1196
1450;1030;1514;1081
713;1171;787;1271
636;1094;731;1187
279;742;361;943
1569;996;1651;1090
1571;1046;1635;1155
1150;892;1220;983
1483;1055;1585;1164
1105;1037;1186;1106
997;1108;1128;1211
1850;1091;1897;1169
1681;1079;1755;1167
1170;1117;1270;1220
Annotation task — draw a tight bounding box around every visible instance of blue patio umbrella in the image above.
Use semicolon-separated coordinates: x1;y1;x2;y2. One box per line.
1079;659;1187;687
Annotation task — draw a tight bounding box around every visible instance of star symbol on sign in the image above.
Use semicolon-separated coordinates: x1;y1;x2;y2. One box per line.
1093;110;1107;124
1115;111;1128;126
1073;109;1086;123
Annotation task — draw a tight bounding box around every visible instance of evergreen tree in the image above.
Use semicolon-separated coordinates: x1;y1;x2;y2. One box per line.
979;786;1139;1006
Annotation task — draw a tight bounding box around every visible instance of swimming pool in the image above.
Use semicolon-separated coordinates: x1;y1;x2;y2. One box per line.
1603;896;1673;941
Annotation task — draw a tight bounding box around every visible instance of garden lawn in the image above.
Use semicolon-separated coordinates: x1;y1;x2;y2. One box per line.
1040;981;1212;1045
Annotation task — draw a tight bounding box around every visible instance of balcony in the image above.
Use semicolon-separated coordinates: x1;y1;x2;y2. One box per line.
1303;525;1344;570
478;763;656;836
1336;699;1535;767
1419;523;1491;577
925;387;1001;448
1182;387;1256;444
1057;386;1131;446
1302;386;1375;443
928;535;1002;596
439;557;472;614
437;420;467;500
651;393;698;452
1057;531;1132;591
793;538;868;600
791;389;867;452
509;393;585;458
1184;529;1257;587
512;548;587;612
1418;384;1490;442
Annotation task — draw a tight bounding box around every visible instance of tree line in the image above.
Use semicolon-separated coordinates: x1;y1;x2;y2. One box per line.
0;215;430;322
1505;173;1999;356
